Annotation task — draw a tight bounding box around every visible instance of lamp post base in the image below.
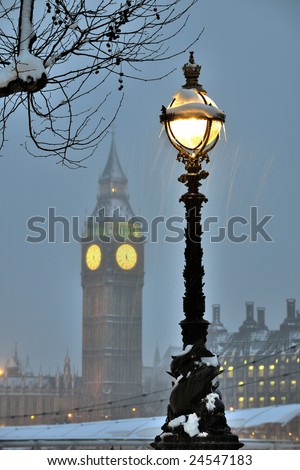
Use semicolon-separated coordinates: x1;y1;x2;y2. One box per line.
149;344;244;451
151;433;243;450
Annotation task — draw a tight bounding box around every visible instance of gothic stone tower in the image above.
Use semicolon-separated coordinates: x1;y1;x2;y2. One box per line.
81;136;144;419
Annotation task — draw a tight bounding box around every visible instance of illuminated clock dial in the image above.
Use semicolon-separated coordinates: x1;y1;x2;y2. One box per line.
116;244;137;270
86;244;101;270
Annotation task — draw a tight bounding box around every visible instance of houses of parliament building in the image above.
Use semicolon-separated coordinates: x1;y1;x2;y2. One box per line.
1;137;300;427
0;136;144;426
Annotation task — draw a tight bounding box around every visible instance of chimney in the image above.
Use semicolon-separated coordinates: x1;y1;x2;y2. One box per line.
246;302;254;321
257;307;266;328
212;304;221;323
286;299;296;320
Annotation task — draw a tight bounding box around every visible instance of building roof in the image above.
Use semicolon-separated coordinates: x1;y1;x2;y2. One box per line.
0;404;299;448
227;403;300;429
208;300;300;358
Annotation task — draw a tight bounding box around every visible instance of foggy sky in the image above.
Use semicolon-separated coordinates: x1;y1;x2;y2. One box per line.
1;0;300;374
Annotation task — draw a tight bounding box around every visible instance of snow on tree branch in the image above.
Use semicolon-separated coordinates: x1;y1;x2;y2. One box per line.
0;0;47;97
0;0;202;167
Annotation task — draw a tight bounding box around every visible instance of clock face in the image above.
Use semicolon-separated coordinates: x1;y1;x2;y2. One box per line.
86;244;101;270
116;244;137;270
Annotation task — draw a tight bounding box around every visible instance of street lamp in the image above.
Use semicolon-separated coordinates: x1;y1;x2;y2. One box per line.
151;52;243;450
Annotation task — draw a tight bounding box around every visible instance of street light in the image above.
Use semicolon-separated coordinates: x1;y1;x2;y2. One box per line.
151;52;243;450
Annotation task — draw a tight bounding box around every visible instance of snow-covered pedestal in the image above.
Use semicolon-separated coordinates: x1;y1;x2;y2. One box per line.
151;345;242;450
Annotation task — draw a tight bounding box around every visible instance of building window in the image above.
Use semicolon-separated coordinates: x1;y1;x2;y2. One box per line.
258;365;264;377
248;397;254;407
228;366;234;378
291;380;297;392
270;396;276;403
270;380;275;391
238;397;244;409
269;364;275;376
281;397;286;404
280;380;286;392
248;365;254;378
259;397;265;404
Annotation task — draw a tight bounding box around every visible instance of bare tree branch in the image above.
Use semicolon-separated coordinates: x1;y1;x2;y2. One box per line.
0;0;201;167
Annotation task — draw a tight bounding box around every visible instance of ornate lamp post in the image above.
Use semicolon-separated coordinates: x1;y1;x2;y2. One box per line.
151;52;243;450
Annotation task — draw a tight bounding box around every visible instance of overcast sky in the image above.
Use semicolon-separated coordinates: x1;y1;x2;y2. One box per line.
1;0;300;374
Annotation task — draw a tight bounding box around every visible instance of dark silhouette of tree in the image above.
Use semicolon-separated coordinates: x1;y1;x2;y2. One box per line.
0;0;201;167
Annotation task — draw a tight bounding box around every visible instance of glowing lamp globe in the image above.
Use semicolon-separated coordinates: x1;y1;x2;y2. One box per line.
161;52;225;156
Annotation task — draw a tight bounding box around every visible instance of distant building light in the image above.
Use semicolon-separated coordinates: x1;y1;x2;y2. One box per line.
238;397;244;402
238;381;244;386
30;415;35;420
270;396;276;402
269;365;275;370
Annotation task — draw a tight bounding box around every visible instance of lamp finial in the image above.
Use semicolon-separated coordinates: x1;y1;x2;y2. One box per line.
182;51;206;94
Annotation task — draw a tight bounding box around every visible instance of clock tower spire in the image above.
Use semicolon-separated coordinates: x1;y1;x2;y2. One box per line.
81;133;144;420
91;132;134;221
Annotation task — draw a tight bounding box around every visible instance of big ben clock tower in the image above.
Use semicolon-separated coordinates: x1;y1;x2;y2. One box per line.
81;135;144;419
